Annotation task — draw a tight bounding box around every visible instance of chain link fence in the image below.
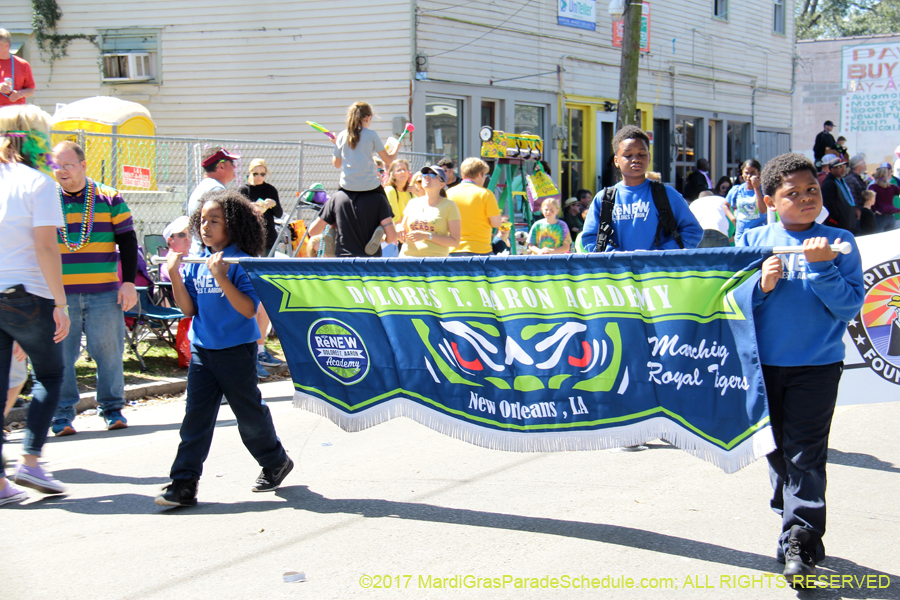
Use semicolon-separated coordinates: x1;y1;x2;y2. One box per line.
50;130;441;248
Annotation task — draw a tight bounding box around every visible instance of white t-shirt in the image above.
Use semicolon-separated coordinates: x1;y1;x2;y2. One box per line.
187;177;225;217
187;178;225;254
689;195;730;236
0;163;65;299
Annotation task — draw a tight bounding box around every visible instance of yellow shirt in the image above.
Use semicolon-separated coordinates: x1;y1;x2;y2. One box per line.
385;186;414;225
400;196;461;257
447;181;501;254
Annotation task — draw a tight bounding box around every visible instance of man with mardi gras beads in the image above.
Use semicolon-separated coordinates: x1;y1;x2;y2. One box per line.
48;141;138;436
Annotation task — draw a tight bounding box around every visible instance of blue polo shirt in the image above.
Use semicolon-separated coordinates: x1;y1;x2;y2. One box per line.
184;244;260;350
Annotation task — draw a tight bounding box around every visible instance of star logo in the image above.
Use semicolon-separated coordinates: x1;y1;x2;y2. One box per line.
852;263;900;386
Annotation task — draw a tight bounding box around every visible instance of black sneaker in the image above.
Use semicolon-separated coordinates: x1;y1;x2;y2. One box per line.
155;478;198;507
782;525;816;587
252;457;293;492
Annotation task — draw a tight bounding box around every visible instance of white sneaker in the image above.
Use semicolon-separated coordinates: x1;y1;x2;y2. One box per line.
12;463;67;494
0;480;28;506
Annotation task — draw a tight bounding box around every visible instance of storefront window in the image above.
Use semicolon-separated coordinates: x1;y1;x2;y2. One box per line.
727;122;749;176
514;104;544;137
482;101;496;128
425;97;463;163
674;117;700;194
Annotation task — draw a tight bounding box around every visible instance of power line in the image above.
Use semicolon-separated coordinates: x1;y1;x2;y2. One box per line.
427;0;537;59
418;0;487;15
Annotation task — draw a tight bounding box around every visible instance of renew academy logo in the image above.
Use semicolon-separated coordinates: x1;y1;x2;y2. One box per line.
849;260;900;385
308;319;370;385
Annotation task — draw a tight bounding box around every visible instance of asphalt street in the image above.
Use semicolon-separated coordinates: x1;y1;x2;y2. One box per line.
3;380;898;600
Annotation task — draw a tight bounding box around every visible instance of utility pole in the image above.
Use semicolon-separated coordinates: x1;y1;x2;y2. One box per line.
615;0;643;131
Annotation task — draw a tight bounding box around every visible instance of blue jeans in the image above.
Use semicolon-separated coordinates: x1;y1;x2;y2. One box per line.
875;213;897;233
763;362;842;562
0;290;65;469
50;291;126;424
170;342;287;481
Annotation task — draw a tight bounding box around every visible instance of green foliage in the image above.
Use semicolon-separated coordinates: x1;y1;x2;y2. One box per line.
796;0;900;40
32;0;97;64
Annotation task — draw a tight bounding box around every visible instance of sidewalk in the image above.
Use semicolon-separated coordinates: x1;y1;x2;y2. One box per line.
4;364;289;426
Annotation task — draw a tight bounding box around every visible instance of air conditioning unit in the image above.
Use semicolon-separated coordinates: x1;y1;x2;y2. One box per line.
101;53;152;82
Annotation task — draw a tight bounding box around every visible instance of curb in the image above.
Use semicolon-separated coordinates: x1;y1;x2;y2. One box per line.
4;364;289;426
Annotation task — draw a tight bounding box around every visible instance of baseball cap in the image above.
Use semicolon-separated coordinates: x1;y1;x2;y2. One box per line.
821;154;846;167
420;165;447;183
163;215;191;239
201;147;241;168
824;120;834;127
564;197;580;208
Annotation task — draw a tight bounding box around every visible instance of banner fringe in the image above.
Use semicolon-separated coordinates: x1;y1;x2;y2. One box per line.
293;392;774;474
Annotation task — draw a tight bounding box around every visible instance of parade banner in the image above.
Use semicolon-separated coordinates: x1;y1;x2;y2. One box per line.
242;249;775;473
840;228;900;405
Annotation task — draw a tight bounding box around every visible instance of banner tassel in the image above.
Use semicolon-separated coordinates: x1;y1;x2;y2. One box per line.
293;392;774;474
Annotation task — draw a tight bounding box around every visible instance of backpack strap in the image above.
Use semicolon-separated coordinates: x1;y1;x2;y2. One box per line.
593;187;618;252
650;181;684;249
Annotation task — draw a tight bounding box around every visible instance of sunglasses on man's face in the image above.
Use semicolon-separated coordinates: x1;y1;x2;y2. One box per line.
422;172;439;179
169;232;188;239
252;172;266;177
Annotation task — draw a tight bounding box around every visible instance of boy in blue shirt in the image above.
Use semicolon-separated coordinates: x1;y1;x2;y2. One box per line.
156;190;292;507
581;125;702;252
738;153;864;587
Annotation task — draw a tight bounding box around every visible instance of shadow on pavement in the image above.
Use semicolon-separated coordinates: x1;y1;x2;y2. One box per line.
827;449;900;473
38;417;243;444
27;484;897;598
52;467;170;486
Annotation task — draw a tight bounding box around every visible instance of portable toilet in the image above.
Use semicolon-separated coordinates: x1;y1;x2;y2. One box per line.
52;97;157;191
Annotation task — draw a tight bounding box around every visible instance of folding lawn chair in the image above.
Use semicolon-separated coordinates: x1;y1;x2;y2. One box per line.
144;234;167;261
124;286;186;372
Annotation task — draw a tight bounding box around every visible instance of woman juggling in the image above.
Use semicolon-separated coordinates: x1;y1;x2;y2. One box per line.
308;102;397;256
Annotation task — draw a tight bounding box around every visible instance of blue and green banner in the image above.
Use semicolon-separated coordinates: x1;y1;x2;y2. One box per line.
241;249;775;473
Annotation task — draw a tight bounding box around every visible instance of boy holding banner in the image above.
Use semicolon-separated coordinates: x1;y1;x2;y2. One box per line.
738;153;864;587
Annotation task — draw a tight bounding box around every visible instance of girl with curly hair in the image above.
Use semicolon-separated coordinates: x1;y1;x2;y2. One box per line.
156;189;292;507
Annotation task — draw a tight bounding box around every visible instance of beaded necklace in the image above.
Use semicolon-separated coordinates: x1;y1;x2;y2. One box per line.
58;178;96;252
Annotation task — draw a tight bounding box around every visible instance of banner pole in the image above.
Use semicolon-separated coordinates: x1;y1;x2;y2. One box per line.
149;243;852;266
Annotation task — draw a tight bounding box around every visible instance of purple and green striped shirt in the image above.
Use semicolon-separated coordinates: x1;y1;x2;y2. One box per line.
57;180;134;294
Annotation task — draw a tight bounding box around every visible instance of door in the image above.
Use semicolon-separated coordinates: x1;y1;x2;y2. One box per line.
596;110;617;192
674;116;700;194
653;119;670;182
560;107;586;201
